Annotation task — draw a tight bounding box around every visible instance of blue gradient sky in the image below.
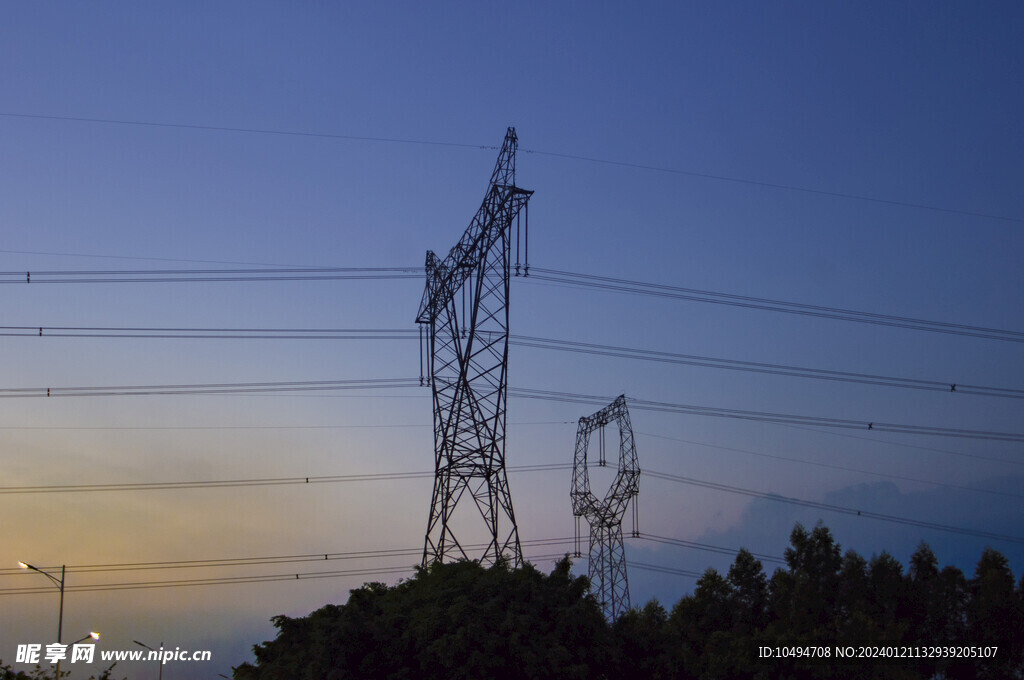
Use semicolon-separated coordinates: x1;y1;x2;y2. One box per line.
2;2;1022;678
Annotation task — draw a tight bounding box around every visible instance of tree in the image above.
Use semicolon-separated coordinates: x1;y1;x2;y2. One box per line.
612;601;672;680
836;549;870;641
965;548;1023;679
0;661;122;680
233;557;610;680
232;523;1024;680
669;568;735;679
866;552;908;639
728;549;768;635
775;523;843;639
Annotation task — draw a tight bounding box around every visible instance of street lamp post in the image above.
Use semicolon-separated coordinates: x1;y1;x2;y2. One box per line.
18;562;65;642
18;562;65;679
134;639;164;680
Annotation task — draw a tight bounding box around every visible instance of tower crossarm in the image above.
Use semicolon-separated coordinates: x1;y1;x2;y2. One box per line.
571;395;640;523
416;128;533;325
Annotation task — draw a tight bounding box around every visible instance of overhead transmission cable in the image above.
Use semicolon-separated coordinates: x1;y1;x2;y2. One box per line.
0;266;420;284
3;378;1019;441
0;533;717;586
526;269;1024;344
0;432;1014;503
643;469;1024;545
3;111;1018;224
1;463;1019;546
0;557;701;594
0;326;418;340
773;423;1024;467
0;537;576;577
0;548;577;595
0;247;324;268
636;430;1024;497
510;388;1024;443
0;421;570;431
0;377;421;398
0;464;570;495
635;534;785;565
4;326;1020;400
509;335;1022;399
4;417;1013;498
7;264;1020;344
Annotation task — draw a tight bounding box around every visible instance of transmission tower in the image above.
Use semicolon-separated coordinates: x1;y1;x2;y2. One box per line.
416;127;533;568
571;395;640;620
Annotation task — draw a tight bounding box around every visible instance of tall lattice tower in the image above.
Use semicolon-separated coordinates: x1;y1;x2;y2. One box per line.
416;127;533;567
571;395;640;620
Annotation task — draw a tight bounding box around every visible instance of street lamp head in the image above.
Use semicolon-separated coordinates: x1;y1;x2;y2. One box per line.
89;632;100;640
17;561;29;569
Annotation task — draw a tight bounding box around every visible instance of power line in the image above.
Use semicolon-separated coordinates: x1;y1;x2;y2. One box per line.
0;565;417;595
636;533;785;565
509;336;1023;400
626;561;704;579
5;459;1020;546
3;375;1019;444
0;464;571;495
6;265;1021;346
0;556;702;595
6;325;1019;400
0;326;418;340
3;111;1018;224
0;537;575;576
0;534;716;594
644;469;1024;546
775;422;1024;467
0;111;493;151
0;377;421;398
1;266;421;284
0;247;320;268
510;388;1024;443
637;430;1024;498
3;423;1014;509
5;377;1020;442
523;149;1022;225
0;547;576;595
0;420;570;431
527;268;1024;344
6;378;1019;441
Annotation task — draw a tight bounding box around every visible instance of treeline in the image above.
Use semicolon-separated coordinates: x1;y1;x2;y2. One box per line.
0;663;121;680
234;524;1024;680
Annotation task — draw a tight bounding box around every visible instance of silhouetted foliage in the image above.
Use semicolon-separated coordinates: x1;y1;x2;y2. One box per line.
234;525;1024;680
233;557;609;680
0;661;122;680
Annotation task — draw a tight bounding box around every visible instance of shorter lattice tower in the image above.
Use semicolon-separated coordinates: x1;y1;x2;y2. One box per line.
571;395;640;620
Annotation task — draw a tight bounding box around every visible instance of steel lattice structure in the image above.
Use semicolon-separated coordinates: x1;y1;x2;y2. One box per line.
571;395;640;620
416;127;533;568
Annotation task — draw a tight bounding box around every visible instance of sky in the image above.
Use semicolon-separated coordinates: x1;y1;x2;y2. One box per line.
1;2;1023;678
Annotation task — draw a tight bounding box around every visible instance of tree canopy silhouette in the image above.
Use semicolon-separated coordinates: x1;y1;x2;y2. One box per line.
233;524;1024;680
233;557;610;680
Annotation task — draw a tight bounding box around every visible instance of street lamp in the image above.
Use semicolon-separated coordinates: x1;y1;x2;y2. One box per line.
16;561;92;680
134;639;164;680
71;632;101;645
17;562;65;643
61;632;101;679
